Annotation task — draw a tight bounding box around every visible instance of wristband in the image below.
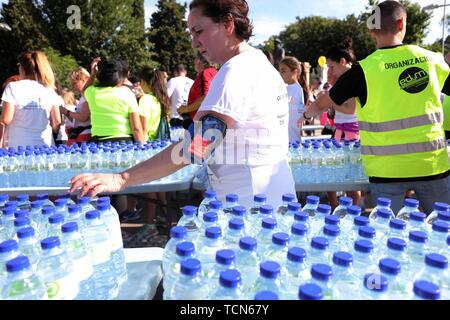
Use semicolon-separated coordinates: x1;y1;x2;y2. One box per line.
303;111;312;121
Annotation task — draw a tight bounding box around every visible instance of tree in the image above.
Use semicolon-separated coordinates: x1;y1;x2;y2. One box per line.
44;47;79;89
147;0;195;76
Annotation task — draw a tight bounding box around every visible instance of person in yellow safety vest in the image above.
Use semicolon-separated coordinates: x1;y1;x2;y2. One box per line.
443;95;450;139
300;0;450;215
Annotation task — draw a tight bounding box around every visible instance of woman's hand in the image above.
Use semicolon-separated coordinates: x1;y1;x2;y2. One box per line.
177;104;187;114
90;57;101;75
69;173;127;198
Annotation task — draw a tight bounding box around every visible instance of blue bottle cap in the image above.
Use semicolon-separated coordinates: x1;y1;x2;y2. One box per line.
311;237;329;250
387;238;407;251
17;227;35;239
14;210;30;219
259;205;274;215
325;215;340;226
287;202;301;212
354;239;373;253
77;196;90;205
229;218;245;230
14;217;30;228
272;232;290;246
180;258;201;276
389;218;406;230
339;197;352;207
219;269;241;288
379;258;401;275
226;194;239;203
182;206;197;216
232;206;246;217
0;240;18;253
260;261;281;279
68;204;81;214
5;201;18;208
97;203;110;211
306;195;320;205
294;211;309;222
410;211;426;222
377;198;391;207
209;201;223;210
282;193;296;203
203;212;218;223
353;216;371;228
298;283;323;300
49;214;64;224
404;198;419;208
437;211;450;222
287;247;307;263
413;280;441;300
85;210;100;220
409;230;427;243
62;222;79;233
425;253;448;269
434;202;450;212
291;223;308;236
42;206;55;216
58;193;71;200
2;207;15;216
347;205;362;216
254;194;266;203
377;208;393;219
16;194;29;202
332;251;353;267
239;237;257;251
176;241;195;257
215;249;235;265
54;199;68;208
447;235;450;246
432;221;450;233
205;226;222;239
311;263;333;281
317;204;331;215
363;273;388;292
6;256;30;273
262;217;277;229
323;224;340;237
204;190;216;199
97;197;111;205
40;236;61;250
170;226;187;239
255;290;279;300
359;226;376;239
0;194;9;202
36;193;49;201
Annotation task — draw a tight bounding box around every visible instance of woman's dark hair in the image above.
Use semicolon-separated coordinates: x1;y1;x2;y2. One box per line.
120;59;131;80
326;37;356;64
139;67;171;118
189;0;253;41
96;59;123;87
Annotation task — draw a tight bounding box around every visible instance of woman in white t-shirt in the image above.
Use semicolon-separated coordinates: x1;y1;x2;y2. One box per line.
69;0;296;209
0;51;61;148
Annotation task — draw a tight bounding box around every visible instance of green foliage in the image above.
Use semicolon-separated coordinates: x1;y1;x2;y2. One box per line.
43;47;79;89
147;0;195;76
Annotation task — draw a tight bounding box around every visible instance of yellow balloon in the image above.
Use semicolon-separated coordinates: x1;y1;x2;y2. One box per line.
318;56;326;68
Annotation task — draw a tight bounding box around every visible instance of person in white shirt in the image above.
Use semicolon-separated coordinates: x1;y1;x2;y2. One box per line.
0;51;61;148
166;64;194;126
69;0;296;209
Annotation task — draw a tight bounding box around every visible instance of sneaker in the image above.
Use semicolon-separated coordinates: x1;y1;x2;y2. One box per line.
120;209;141;222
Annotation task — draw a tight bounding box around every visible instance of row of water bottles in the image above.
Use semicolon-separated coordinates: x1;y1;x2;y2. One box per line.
161;191;449;300
0;139;198;188
289;139;366;184
0;193;127;300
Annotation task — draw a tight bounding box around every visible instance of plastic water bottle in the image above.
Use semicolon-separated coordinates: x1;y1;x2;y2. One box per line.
279;202;301;233
16;194;31;211
406;231;428;277
53;199;69;217
200;212;219;232
13;217;33;240
223;218;246;250
407;211;429;234
61;222;95;300
378;258;407;299
58;193;76;206
66;204;84;230
29;200;44;225
383;238;409;274
412;280;441;300
37;237;80;300
397;199;420;221
428;221;449;252
290;223;309;249
223;194;239;216
83;210;118;300
360;273;389;300
256;218;278;255
16;227;41;271
369;197;393;220
46;214;65;239
198;190;217;221
352;240;376;278
250;205;275;237
307;237;330;267
276;193;297;216
426;202;450;226
340;205;362;235
308;263;334;300
162;226;188;274
331;251;359;300
35;193;54;208
332;197;353;219
261;232;290;263
249;194;267;215
434;211;450;226
372;207;393;237
0;240;21;278
253;261;283;296
197;227;225;277
414;253;449;300
382;219;407;244
1;207;16;239
320;225;342;254
77;197;95;215
293;211;310;237
178;206;201;241
2;256;48;300
235;237;260;297
311;204;332;236
208;249;236;293
303;195;320;217
280;247;310;300
38;206;55;238
298;283;323;300
212;269;244;300
168;258;209;300
97;201;127;286
0;194;9;210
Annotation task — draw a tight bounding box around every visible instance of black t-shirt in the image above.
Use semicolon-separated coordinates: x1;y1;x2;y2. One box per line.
329;45;450;183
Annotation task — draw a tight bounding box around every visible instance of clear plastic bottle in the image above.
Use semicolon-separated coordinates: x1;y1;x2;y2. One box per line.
407;211;429;234
77;196;95;215
1;207;16;239
0;239;21;284
397;198;420;222
16;227;41;272
212;269;243;300
256;218;278;255
35;193;54;208
208;200;225;230
29;200;44;226
198;190;217;221
406;231;428;277
66;204;84;231
308;263;334;300
261;232;290;263
331;251;359;300
378;258;407;299
435;211;450;225
414;253;449;300
253;261;283;296
311;204;332;236
168;258;209;300
290;223;309;249
235;237;260;297
428;221;450;252
298;283;323;300
276;193;297;216
352;239;376;278
280;247;310;300
208;249;236;293
2;256;48;300
197;227;225;277
53;199;69;218
223;194;239;216
279;202;301;233
360;273;389;300
61;222;95;300
46;214;65;239
177;206;201;242
383;238;409;274
16;194;31;211
37;236;80;300
38;206;56;238
425;202;450;226
341;205;362;235
223;218;246;250
0;194;9;210
307;236;330;267
369;197;393;220
249;194;267;215
412;280;441;300
332;197;353;219
293;211;310;237
382;218;407;244
250;205;275;236
372;207;393;238
200;211;219;233
162;226;188;274
320;224;342;254
302;195;320;217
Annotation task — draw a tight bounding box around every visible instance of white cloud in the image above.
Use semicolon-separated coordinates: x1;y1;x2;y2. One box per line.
251;17;286;45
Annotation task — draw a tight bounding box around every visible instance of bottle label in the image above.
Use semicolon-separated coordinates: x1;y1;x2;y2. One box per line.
73;255;94;281
46;273;79;300
90;241;112;265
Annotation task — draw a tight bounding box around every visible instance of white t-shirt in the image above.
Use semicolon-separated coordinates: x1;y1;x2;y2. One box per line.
287;83;305;143
1;80;59;148
198;48;296;208
72;96;91;135
167;76;194;119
